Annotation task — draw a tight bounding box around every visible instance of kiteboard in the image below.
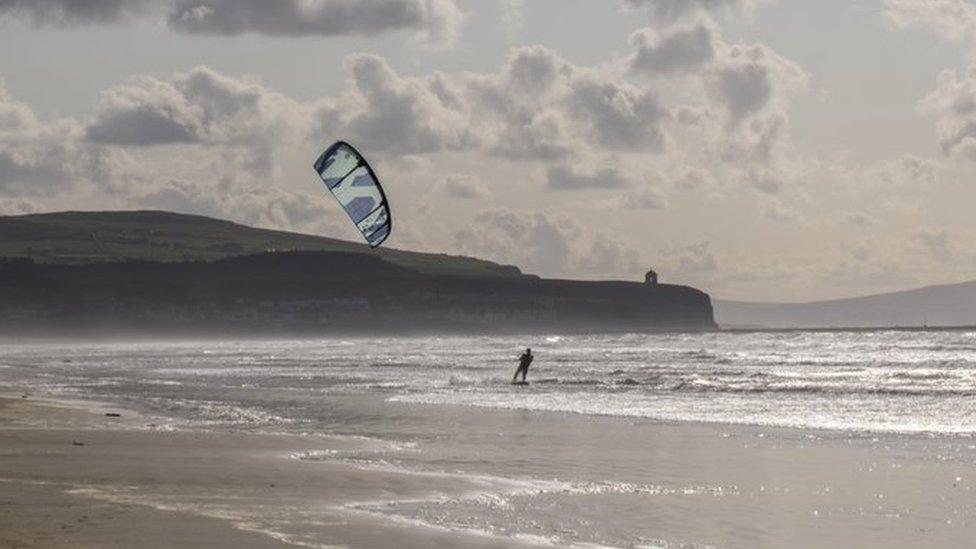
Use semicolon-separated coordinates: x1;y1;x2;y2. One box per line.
511;381;531;386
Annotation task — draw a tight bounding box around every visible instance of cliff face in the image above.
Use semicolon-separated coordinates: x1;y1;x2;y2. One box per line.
0;252;716;335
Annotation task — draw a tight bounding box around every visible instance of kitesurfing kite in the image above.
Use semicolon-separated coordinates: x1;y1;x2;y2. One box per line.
313;141;392;248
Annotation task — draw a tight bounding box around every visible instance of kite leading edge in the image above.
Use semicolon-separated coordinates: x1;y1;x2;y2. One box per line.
313;141;392;248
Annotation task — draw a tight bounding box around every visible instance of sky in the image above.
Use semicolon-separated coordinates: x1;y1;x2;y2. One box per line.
1;0;976;302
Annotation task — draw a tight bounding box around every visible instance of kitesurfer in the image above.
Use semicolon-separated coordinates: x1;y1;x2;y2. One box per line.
513;348;533;383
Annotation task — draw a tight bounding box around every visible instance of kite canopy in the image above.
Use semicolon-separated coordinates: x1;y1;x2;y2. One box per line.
313;141;391;248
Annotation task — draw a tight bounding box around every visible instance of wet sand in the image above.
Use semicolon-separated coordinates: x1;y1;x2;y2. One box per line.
2;393;976;548
0;396;519;548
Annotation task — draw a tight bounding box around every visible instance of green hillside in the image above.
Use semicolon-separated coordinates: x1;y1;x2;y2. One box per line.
0;210;522;278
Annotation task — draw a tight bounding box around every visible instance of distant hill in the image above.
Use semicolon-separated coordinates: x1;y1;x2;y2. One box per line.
0;210;521;278
715;280;976;329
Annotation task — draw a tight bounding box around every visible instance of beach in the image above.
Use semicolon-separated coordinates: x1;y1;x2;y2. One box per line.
2;334;976;547
0;396;532;549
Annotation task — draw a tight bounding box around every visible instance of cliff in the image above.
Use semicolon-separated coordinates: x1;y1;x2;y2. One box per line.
0;211;716;336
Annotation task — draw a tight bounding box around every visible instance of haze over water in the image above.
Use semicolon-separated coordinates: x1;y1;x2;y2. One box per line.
4;331;976;547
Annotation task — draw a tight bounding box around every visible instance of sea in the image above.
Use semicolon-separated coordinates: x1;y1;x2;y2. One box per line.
3;330;976;547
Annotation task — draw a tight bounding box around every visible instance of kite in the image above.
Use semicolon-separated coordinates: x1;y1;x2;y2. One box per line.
313;141;392;248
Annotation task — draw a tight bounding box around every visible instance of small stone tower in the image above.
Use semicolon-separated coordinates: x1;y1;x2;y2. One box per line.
644;269;659;285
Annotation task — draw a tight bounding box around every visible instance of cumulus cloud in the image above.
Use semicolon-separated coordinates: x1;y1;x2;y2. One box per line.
883;2;976;162
339;54;475;154
630;22;716;75
712;43;807;126
84;67;310;179
465;46;575;160
884;0;976;48
0;138;128;196
0;16;815;287
697;41;808;192
454;209;644;278
567;72;666;151
919;66;976;159
659;239;719;285
0;79;38;133
1;77;127;196
84;76;200;146
455;209;574;275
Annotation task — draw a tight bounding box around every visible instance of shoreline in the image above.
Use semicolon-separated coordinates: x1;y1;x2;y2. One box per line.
2;322;975;347
0;396;540;549
4;392;976;547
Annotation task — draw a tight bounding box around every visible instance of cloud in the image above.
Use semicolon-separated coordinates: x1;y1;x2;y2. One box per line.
489;110;572;160
622;188;666;210
0;139;127;196
442;174;488;200
622;0;763;20
843;211;878;227
466;46;575;160
712;43;807;125
0;24;814;289
761;199;800;223
630;22;716;75
135;176;340;235
454;209;644;278
546;164;633;191
698;41;808;192
498;0;523;36
919;65;976;159
137;178;221;217
884;3;976;161
567;72;666;151
0;77;127;196
0;80;38;134
84;67;310;178
874;155;940;186
461;44;668;158
660;239;719;285
339;54;476;154
168;0;462;47
84;75;200;146
912;228;956;262
884;0;976;48
0;0;154;26
0;197;37;214
576;237;644;277
0;0;462;47
455;209;574;275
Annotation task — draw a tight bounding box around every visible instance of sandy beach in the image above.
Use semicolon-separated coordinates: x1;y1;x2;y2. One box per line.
0;395;529;548
2;335;976;548
2;392;975;548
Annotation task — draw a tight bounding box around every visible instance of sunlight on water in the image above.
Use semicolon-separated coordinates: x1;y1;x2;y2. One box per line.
3;331;976;435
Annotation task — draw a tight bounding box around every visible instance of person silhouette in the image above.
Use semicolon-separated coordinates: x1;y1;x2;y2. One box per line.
513;348;534;383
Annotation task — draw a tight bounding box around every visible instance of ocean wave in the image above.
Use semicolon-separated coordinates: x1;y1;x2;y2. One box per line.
659;381;976;397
